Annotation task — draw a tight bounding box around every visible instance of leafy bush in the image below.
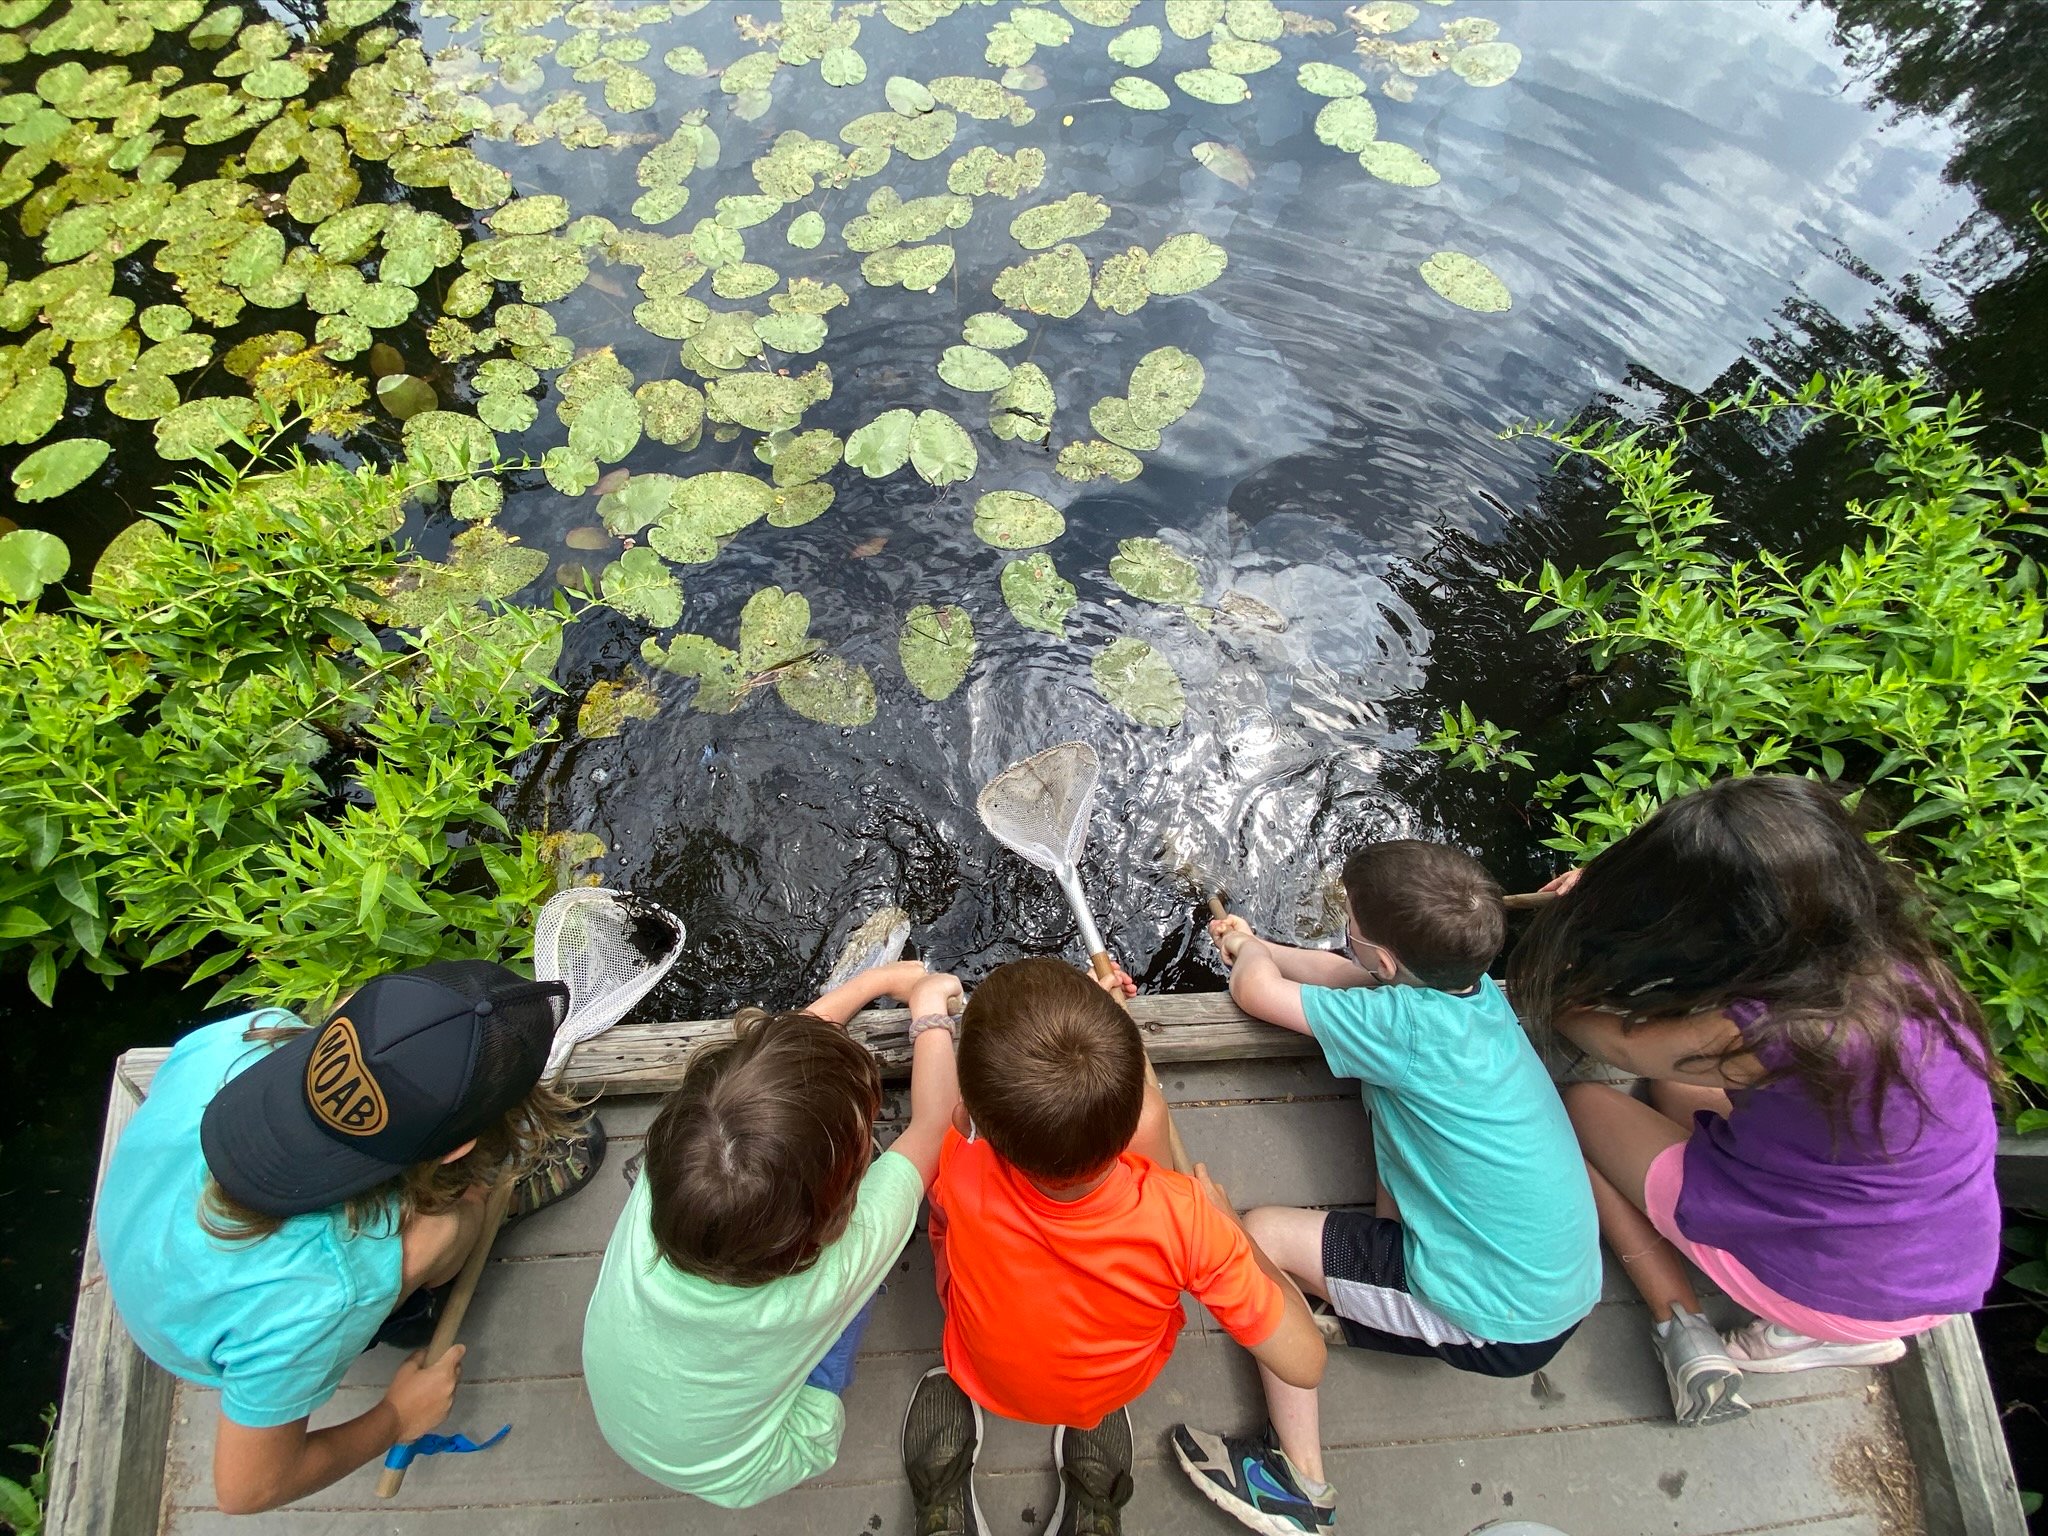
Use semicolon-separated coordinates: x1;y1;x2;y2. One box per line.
1429;374;2048;1121
0;1408;50;1536
0;435;575;1010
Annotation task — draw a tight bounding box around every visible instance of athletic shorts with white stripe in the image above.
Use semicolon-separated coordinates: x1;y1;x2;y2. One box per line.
1321;1210;1577;1377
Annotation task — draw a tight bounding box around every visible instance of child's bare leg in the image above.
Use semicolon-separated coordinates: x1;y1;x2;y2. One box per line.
1650;1079;1733;1130
1128;1071;1176;1168
1562;1082;1697;1323
1243;1207;1332;1483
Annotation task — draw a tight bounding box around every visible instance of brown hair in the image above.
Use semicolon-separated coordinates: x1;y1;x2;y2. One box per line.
958;958;1144;1185
200;1011;584;1242
1508;776;2000;1143
1341;839;1505;991
643;1008;881;1287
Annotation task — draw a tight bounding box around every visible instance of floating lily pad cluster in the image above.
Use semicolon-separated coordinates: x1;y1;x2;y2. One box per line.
0;0;1524;735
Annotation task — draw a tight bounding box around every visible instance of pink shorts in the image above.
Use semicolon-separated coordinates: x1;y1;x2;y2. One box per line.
1643;1143;1944;1345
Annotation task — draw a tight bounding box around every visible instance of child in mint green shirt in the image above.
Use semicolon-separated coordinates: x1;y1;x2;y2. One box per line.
1168;840;1598;1536
582;961;962;1509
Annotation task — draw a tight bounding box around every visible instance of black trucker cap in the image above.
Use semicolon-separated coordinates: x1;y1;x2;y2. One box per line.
201;960;569;1217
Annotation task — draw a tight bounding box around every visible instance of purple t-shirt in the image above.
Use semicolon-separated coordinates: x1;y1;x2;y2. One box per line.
1675;998;1999;1321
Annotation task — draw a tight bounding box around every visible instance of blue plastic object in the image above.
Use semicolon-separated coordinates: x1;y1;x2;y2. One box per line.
382;1423;511;1473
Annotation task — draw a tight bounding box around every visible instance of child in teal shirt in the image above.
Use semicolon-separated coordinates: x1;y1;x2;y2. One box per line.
1170;840;1599;1536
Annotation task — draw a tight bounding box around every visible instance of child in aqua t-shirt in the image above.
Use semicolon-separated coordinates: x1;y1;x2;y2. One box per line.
1169;840;1600;1536
582;960;961;1510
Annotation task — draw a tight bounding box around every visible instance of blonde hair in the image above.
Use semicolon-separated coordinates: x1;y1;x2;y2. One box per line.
199;1009;583;1242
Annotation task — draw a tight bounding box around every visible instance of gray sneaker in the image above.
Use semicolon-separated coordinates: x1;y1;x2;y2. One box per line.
903;1367;985;1536
1653;1309;1751;1427
1048;1407;1135;1536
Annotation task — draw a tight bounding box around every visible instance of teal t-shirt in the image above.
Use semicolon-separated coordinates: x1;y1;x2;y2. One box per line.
1301;977;1599;1343
583;1148;923;1509
96;1014;405;1428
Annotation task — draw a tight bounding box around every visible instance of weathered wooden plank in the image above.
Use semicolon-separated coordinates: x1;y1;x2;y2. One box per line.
1891;1314;2026;1536
114;994;1314;1099
45;1073;177;1536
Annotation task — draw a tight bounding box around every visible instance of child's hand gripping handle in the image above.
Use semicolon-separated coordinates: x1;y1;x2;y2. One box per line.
376;1170;517;1498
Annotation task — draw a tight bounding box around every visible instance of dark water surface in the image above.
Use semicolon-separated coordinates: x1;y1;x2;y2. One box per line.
4;0;2046;1490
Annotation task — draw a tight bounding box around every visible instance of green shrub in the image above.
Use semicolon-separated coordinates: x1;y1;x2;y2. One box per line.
1429;373;2048;1121
0;1408;50;1536
0;438;573;1010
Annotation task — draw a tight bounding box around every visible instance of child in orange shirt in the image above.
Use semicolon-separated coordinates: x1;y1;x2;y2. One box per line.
898;958;1326;1536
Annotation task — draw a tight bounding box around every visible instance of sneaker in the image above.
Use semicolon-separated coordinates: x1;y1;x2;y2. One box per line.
503;1112;607;1225
1170;1425;1335;1535
1652;1309;1751;1427
1048;1408;1135;1536
903;1366;984;1536
1723;1320;1908;1374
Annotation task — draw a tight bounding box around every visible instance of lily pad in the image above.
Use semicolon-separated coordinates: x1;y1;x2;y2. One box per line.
1000;552;1075;637
739;585;814;672
1165;0;1225;36
1356;140;1439;186
1418;250;1511;312
1129;346;1205;427
1110;76;1170;111
375;373;436;421
1315;96;1378;151
449;478;502;522
1107;24;1162;66
769;481;835;527
1175;67;1249;104
993;242;1090;317
989;362;1054;443
860;244;954;290
1223;0;1283;39
712;262;781;300
1146;231;1229;295
1208;37;1280;73
638;380;707;446
1056;439;1144;483
597;473;678;536
1193;141;1252;188
1093;636;1184;726
820;46;866;86
0;527;68;602
778;655;876;727
909;409;975;486
1009;8;1073;45
768;427;843;486
754;311;829;354
488;194;571;236
1090;396;1162;451
650;472;776;560
544;446;601;496
1003;195;1105;256
787;210;825;248
846;408;915;476
1109;536;1201;603
964;311;1029;349
1451;41;1522;87
1352;0;1418;31
886;74;936;115
1092;247;1151;314
153;395;261;459
973;489;1065;550
577;674;661;739
706;366;829;432
11;436;106;502
568;386;642;464
1298;61;1366;96
600;546;683;627
403;409;498;478
899;603;974;701
939;345;1012;392
947;144;1046;197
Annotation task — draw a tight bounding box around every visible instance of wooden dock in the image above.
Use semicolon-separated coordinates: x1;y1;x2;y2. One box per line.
43;997;2028;1536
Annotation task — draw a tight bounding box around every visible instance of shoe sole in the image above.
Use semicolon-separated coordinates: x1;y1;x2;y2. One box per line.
903;1365;987;1536
1731;1339;1907;1374
1169;1436;1317;1536
1045;1410;1133;1536
1671;1360;1752;1428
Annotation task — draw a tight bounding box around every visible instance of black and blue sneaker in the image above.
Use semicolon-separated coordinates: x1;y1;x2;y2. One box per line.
1170;1425;1336;1535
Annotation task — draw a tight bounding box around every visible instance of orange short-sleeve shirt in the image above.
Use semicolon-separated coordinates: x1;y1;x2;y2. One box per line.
930;1128;1286;1428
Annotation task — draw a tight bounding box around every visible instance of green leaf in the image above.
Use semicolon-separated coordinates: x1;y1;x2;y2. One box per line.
12;437;109;502
1451;41;1522;87
1056;439;1143;483
766;428;843;486
488;194;572;236
1109;537;1201;603
1193;141;1253;189
964;312;1029;350
577;674;662;739
403;410;498;478
1357;140;1440;186
1001;552;1076;636
909;409;976;486
1111;75;1171;111
0;527;69;601
1107;24;1162;66
787;210;826;249
1315;96;1379;152
1146;232;1228;295
1128;345;1205;428
990;362;1055;443
886;74;936;115
821;46;867;86
974;489;1065;550
1093;636;1185;726
846;408;916;477
739;584;814;672
1175;67;1250;104
1010;192;1112;250
600;546;683;627
642;632;745;712
1298;61;1366;97
568;387;643;464
993;242;1091;317
939;345;1013;393
1418;250;1512;313
1208;37;1279;73
777;655;876;726
900;603;975;701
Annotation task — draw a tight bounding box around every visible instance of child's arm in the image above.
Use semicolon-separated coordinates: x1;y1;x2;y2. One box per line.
804;958;930;1025
1210;915;1371;989
1224;937;1313;1035
884;970;964;1186
1194;1164;1326;1390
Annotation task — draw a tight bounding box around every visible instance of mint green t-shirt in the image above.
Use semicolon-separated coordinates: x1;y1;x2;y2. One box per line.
1301;978;1599;1343
582;1148;923;1508
96;1014;405;1427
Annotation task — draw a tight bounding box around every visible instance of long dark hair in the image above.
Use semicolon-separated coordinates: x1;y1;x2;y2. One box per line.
1509;776;1997;1139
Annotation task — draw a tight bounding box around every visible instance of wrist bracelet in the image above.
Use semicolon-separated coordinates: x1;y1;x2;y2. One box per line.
908;1011;957;1044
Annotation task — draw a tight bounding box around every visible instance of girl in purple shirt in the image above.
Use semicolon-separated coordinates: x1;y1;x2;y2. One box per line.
1512;776;2001;1427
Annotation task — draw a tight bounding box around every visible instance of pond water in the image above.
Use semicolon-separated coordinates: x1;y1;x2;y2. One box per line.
3;0;2046;1473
